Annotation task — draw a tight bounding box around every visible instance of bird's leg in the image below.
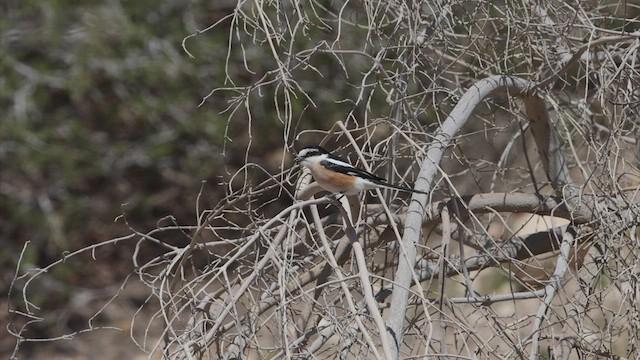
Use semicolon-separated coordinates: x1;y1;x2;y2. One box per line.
327;192;345;202
326;193;348;212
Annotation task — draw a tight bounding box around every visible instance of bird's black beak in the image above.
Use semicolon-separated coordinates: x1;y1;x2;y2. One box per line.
294;156;302;164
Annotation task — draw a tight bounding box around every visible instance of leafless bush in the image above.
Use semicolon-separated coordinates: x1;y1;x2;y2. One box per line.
9;0;639;359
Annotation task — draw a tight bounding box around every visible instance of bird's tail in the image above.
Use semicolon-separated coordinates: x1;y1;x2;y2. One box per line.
375;180;428;195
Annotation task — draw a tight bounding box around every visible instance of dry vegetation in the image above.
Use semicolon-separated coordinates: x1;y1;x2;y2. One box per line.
7;0;640;359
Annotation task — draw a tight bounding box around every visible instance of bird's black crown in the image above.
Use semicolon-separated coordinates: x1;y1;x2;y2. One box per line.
297;145;330;159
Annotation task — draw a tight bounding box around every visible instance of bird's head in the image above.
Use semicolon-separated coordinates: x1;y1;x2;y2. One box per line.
294;145;330;166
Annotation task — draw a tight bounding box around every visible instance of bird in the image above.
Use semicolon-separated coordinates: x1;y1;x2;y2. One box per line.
294;145;427;195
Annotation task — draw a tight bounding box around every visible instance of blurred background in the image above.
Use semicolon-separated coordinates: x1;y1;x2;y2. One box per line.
0;1;283;358
1;1;371;358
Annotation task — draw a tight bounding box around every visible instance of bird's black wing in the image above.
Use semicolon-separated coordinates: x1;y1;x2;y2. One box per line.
320;157;387;184
321;155;428;194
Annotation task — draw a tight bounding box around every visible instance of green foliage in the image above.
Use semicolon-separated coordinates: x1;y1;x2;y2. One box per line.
1;1;234;279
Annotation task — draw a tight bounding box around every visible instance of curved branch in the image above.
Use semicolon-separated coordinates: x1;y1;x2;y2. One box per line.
385;75;580;358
